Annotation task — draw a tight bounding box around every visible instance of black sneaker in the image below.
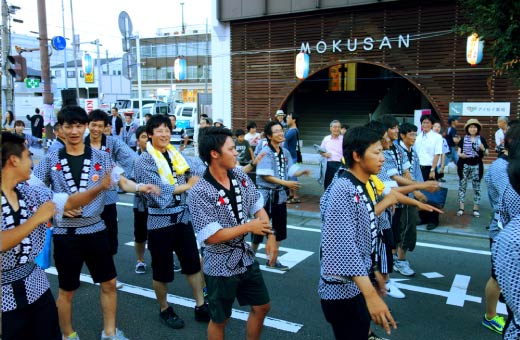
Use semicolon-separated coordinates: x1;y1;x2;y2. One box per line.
194;302;210;322
159;306;185;329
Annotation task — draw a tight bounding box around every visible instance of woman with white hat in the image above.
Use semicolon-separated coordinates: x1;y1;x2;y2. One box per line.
456;118;489;217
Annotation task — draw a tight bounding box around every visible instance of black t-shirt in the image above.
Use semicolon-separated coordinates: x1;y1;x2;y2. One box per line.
27;114;44;138
67;154;86;187
446;126;458;147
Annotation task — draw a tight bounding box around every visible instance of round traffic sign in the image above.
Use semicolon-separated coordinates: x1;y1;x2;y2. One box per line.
51;36;67;51
118;11;133;37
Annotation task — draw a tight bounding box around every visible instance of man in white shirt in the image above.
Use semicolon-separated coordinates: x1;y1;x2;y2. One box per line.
495;116;508;156
414;115;443;230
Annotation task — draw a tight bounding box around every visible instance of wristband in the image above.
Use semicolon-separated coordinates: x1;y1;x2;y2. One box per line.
249;160;256;168
135;183;143;193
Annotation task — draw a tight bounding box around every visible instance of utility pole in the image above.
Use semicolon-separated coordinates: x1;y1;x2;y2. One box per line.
37;0;54;140
2;0;14;111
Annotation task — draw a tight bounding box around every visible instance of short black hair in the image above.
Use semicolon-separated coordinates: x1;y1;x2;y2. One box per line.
365;120;387;139
264;121;283;140
35;108;40;114
135;126;147;140
235;129;245;137
508;119;519;128
53;122;61;131
112;107;118;112
246;121;257;131
88;109;109;126
508;156;520;195
58;106;89;125
341;124;349;130
2;132;26;168
399;122;418;138
381;114;399;130
146;114;171;135
145;113;152;119
420;114;436;124
343;126;382;168
14;120;25;127
198;127;233;165
505;125;520;159
448;116;459;124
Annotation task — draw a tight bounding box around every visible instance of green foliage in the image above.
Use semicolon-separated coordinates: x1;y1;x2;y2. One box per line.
459;0;520;84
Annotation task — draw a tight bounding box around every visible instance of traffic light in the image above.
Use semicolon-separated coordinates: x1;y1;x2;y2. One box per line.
7;55;27;82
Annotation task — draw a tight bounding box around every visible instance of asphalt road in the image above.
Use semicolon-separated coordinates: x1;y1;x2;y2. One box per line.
44;194;503;340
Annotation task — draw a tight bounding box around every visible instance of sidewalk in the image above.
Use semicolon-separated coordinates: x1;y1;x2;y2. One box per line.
287;149;492;239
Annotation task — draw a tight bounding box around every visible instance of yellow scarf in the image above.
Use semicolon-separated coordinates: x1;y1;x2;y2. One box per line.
365;175;385;203
146;141;190;185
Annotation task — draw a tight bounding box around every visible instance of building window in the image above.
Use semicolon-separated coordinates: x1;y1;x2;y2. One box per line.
54;70;62;78
67;70;75;78
80;71;84;78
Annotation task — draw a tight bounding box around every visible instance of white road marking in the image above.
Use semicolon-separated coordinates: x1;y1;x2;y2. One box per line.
446;275;472;307
416;242;490;255
44;267;304;333
394;280;481;305
422;272;444;279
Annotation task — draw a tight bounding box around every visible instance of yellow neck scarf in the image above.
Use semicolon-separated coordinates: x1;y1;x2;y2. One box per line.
146;141;190;184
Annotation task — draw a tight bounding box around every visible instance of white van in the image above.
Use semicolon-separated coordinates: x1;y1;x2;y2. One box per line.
141;102;171;115
175;103;197;131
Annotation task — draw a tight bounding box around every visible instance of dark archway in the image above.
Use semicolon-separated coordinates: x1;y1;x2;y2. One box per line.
280;61;439;146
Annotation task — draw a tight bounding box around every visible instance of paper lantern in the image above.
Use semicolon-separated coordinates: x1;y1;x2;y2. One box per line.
82;52;93;74
174;57;186;81
295;52;310;79
466;33;484;67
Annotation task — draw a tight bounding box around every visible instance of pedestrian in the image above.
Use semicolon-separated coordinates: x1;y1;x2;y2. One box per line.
110;107;123;137
491;155;520;340
319;126;397;340
34;105;158;340
134;114;210;330
456;118;489;218
284;112;302;203
85;110;140;289
120;111;140;151
3;110;15;132
214;118;224;127
495;116;508;156
235;129;254;166
188;127;278;340
132;126;150;274
47;122;66;153
1;131;115;340
169;114;189;151
318;120;343;190
340;123;349;135
446;116;460;167
432;121;449;182
26;107;43;139
414;114;443;230
245;121;261;148
275;109;287;130
482;124;520;335
13;120;42;149
252;121;310;270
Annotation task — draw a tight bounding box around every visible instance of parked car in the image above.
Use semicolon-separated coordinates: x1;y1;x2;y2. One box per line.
175;103;197;138
141;102;172;116
114;98;161;116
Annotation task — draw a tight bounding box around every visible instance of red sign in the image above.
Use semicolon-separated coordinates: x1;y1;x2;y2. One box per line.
86;99;95;113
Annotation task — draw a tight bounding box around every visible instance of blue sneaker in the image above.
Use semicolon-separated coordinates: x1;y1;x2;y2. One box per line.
482;314;505;334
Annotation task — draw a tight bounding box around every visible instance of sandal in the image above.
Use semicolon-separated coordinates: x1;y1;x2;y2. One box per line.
287;198;301;204
456;209;464;217
473;210;480;218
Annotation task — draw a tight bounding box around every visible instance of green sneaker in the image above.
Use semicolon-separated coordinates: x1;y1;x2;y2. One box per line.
482;314;505;334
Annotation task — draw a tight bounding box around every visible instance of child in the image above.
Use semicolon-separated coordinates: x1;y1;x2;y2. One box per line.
235;129;254;166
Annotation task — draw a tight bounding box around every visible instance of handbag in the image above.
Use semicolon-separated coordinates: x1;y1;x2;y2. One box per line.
35;226;53;269
420;187;448;208
296;131;303;163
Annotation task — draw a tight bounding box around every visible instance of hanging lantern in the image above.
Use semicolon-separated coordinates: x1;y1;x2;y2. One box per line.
174;57;186;81
82;52;93;74
295;52;310;79
466;33;484;67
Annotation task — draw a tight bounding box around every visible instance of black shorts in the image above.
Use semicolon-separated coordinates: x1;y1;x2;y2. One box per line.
133;208;148;243
204;261;270;323
399;205;418;252
391;207;403;247
251;193;287;244
2;289;61;340
148;223;201;282
53;229;117;291
101;203;118;255
321;294;371;340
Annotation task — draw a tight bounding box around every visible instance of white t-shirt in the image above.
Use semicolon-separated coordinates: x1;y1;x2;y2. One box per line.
245;132;261;147
495;129;505;149
414;130;443;166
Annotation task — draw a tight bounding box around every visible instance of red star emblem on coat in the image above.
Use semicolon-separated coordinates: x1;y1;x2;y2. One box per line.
218;196;226;205
55;163;62;171
94;163;102;171
105;148;110;153
241;180;247;187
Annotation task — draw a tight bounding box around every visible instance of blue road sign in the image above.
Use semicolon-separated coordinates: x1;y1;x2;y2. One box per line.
51;36;67;51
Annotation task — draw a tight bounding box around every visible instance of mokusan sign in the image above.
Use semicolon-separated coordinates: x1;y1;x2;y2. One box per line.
300;34;410;53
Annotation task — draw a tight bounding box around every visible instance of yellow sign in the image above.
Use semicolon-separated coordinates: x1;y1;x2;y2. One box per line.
85;72;94;83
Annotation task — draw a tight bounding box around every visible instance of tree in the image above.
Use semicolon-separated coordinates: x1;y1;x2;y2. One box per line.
459;0;520;85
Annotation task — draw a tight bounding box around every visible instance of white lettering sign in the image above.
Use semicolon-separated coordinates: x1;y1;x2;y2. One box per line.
300;34;410;53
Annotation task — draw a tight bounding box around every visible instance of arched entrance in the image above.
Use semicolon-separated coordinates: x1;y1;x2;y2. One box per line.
280;62;439;146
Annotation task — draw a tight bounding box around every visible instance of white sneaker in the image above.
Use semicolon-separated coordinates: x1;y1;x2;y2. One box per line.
101;328;129;340
386;280;406;299
393;259;416;276
116;280;123;289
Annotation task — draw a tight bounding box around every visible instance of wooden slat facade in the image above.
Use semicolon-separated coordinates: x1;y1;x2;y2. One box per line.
229;0;520;156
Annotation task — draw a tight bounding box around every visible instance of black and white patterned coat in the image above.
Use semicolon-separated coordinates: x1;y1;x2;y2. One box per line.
484;157;510;239
492;215;520;340
319;171;376;300
256;145;297;204
188;168;264;277
34;146;113;235
499;186;520;229
85;134;137;205
134;151;190;230
2;185;53;312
